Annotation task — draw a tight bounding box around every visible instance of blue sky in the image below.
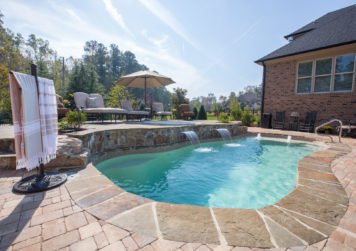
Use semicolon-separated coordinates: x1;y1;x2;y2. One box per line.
1;0;355;98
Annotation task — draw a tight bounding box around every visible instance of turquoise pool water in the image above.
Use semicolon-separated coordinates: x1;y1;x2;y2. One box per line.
96;137;317;208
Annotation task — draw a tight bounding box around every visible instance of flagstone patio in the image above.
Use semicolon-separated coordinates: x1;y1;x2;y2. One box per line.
0;128;356;250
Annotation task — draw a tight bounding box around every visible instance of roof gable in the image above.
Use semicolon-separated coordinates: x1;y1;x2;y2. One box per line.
256;5;356;63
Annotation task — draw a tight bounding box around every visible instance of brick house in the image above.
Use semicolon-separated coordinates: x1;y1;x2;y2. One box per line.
256;5;356;129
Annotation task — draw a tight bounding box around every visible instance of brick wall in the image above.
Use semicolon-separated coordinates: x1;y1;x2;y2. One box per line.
263;60;356;127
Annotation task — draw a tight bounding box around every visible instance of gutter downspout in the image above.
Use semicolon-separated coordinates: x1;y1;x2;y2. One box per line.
260;62;266;126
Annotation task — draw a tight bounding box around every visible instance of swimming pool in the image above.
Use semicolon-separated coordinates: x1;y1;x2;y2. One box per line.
96;137;317;208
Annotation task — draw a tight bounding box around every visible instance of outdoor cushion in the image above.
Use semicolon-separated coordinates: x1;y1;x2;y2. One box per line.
152;102;164;112
156;111;172;116
127;110;149;115
83;108;127;114
121;100;134;112
86;97;101;108
89;94;105;107
74;92;89;109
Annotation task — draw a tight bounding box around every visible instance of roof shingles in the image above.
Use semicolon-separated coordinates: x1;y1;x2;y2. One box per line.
256;5;356;63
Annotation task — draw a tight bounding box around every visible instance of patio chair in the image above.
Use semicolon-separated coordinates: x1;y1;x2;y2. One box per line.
74;92;127;122
298;111;317;132
272;111;285;130
152;102;172;120
121;100;150;121
178;104;195;120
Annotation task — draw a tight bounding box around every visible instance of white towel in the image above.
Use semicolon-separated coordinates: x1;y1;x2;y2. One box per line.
9;72;58;171
38;76;58;163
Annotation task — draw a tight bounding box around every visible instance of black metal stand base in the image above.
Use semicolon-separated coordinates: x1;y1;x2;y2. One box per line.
13;173;67;194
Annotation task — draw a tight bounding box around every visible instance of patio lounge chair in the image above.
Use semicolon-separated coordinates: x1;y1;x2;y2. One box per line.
299;111;317;132
121;100;150;120
272;111;285;130
178;104;195;120
74;92;127;122
152;102;172;120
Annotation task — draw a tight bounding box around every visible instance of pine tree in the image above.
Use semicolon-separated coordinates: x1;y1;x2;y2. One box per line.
198;105;207;120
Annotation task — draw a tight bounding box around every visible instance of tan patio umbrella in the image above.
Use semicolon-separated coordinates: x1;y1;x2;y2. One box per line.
118;70;175;105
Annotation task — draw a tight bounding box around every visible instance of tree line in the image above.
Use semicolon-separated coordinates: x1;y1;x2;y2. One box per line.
0;12;171;117
0;12;261;124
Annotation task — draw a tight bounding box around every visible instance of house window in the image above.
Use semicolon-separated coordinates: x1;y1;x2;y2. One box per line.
296;53;355;94
334;54;355;91
297;62;312;93
315;58;332;92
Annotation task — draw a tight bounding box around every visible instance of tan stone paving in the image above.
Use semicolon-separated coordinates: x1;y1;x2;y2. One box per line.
0;128;356;250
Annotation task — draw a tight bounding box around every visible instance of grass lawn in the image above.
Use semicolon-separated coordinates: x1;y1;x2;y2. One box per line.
207;114;219;120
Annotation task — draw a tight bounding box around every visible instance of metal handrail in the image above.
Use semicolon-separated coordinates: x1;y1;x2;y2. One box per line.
315;119;343;143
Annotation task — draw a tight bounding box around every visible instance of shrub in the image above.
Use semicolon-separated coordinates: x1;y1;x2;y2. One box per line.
107;84;133;108
241;106;254;126
218;112;229;123
252;112;261;126
65;110;87;129
230;98;242;121
322;125;333;134
198;105;207;120
58;118;69;130
193;107;198;119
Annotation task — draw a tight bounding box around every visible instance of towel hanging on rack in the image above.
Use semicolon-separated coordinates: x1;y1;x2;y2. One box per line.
9;72;58;171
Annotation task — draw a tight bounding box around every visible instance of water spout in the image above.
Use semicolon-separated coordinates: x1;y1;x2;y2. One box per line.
216;128;232;142
287;135;292;143
256;133;262;140
181;131;200;145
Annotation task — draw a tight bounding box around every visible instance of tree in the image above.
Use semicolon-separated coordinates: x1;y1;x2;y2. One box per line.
218;95;228;112
107;84;133;108
0;64;11;113
171;87;188;111
211;102;222;116
238;85;262;109
229;96;242;121
193;107;198;119
198;105;207;120
241;106;254;126
68;61;103;95
0;13;155;115
109;44;122;82
26;34;55;78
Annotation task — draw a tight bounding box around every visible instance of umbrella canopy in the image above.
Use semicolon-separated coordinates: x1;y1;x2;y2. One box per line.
118;70;175;105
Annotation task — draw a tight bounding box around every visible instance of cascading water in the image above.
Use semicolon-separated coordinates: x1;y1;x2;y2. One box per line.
287;135;292;143
216;128;232;141
181;131;200;145
256;133;262;140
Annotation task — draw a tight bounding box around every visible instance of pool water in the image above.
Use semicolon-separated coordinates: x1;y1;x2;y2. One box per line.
96;137;317;208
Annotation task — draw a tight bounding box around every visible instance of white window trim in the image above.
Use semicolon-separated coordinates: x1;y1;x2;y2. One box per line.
295;53;356;95
295;61;313;94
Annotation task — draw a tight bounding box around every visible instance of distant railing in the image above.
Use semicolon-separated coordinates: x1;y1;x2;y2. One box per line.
315;119;343;143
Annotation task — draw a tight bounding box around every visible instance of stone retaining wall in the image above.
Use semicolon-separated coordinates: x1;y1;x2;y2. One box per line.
69;123;247;163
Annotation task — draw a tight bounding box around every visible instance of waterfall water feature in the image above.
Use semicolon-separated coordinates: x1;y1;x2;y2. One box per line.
181;131;200;145
287;135;292;143
256;133;262;140
216;128;232;142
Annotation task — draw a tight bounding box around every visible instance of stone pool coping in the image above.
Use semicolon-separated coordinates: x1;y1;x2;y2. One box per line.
64;130;353;248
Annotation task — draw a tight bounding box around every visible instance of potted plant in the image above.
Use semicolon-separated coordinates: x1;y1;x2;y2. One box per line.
58;110;87;133
322;125;333;134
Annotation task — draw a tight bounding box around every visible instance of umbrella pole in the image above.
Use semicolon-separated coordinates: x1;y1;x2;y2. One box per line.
144;77;147;106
